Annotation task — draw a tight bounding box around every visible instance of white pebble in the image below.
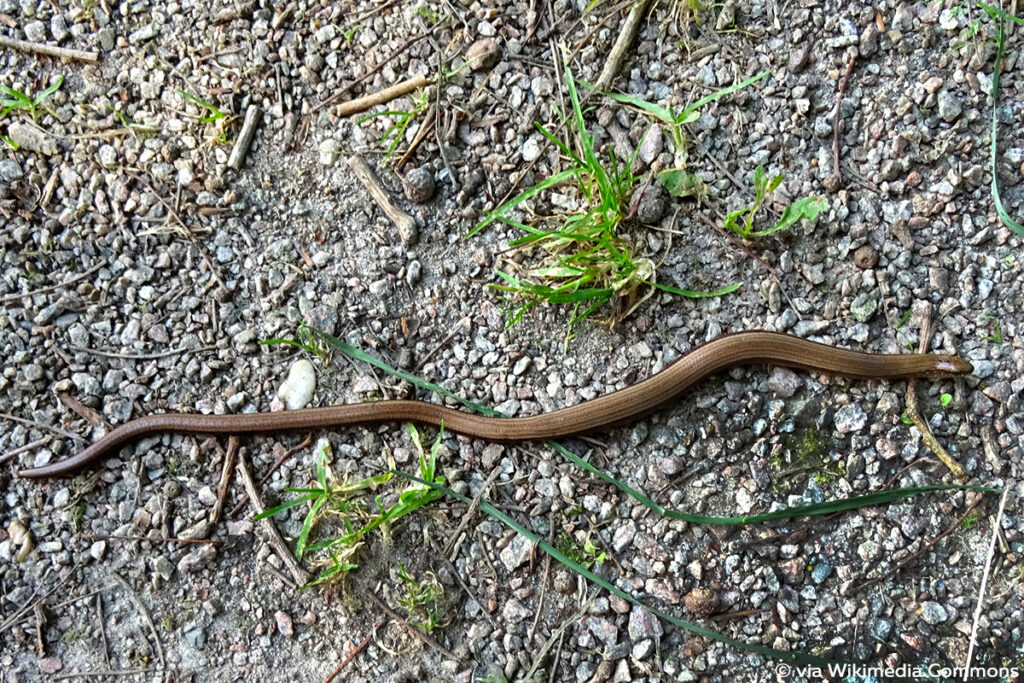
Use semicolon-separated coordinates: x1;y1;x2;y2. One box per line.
277;359;316;410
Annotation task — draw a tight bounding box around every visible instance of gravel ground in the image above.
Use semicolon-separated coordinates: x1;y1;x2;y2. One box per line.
2;0;1023;681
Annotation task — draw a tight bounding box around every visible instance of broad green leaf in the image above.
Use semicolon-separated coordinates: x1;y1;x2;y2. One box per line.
753;195;829;237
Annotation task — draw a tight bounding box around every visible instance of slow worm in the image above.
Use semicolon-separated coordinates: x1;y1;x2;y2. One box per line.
18;331;972;479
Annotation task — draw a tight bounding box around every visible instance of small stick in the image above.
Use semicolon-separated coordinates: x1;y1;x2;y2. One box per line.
209;437;240;524
237;443;313;586
53;669;150;680
229;434;314;517
413;316;470;372
592;0;651;92
528;513;554;644
48;584;113;611
851;494;984;594
443;466;502;558
311;33;430;113
57;392;104;427
439;555;499;629
128;173;194;233
323;619;387;683
395;103;436;170
0;436;51;465
427;36;458;192
347;154;419;246
78;533;222;545
829;55;856;184
366;591;459;661
695;211;803;320
260;561;297;591
0;411;84;443
335;73;432;118
548;630;566;683
34;602;46;655
96;593;110;668
110;573;164;669
0;34;99;62
0;261;105;303
228;104;260;170
68;343;218;360
903;306;967;479
964;488;1009;674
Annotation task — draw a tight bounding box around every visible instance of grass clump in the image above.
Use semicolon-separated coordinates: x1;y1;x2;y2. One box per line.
468;53;742;340
1;76;63;122
255;424;445;587
396;562;447;632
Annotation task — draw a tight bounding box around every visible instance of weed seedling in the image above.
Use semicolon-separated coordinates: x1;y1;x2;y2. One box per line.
177;89;231;144
983;314;1003;343
355;89;431;162
587;70;770;166
722;165;829;239
396;562;446;632
1;76;64;121
257;424;446;587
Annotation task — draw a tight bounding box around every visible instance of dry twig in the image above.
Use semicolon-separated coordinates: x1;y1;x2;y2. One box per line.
348;154;418;246
0;261;105;304
903;305;967;479
237;443;313;586
210;437;240;524
323;619;387;683
592;0;652;92
110;573;164;670
335;74;432;118
0;34;99;62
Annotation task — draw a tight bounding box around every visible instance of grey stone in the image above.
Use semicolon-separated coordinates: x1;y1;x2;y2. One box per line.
920;601;947;624
128;23;159;44
937;90;962;122
24;20;46;42
767;368;801;397
0;159;23;183
834;404;867;433
850;293;877;323
499;534;533;572
50;14;69;42
627;606;663;641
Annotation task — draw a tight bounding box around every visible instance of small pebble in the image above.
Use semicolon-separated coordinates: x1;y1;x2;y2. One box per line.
684;588;719;616
403;166;435;204
466;38;502;71
277;360;316;410
853;245;878;269
275;610;295;637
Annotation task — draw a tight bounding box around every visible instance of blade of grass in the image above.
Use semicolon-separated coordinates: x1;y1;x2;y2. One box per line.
581;83;676;124
467;168;578;238
651;281;743;298
32;76;63;106
981;5;1024;236
254;492;319;519
677;70;771;123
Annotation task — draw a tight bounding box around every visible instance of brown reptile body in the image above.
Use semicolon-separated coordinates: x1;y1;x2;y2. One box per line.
18;331;972;479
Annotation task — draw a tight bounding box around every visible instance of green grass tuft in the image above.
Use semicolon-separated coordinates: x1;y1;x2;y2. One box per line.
468;52;742;341
1;76;63;122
